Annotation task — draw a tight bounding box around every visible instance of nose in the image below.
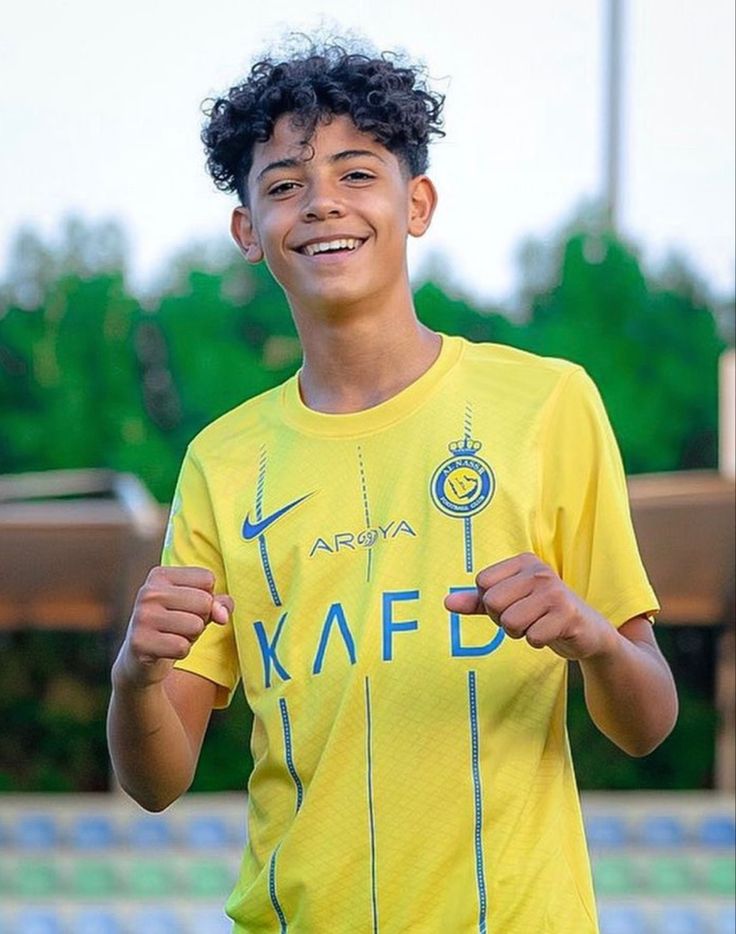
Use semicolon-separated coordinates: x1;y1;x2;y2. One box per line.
300;179;345;222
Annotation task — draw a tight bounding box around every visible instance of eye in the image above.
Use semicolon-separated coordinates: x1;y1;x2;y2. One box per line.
268;180;301;197
343;171;375;183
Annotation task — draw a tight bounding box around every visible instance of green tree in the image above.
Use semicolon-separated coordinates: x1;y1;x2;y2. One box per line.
514;224;725;473
414;279;518;345
0;221;146;477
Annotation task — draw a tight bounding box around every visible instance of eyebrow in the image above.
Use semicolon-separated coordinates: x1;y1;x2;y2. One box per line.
256;149;386;183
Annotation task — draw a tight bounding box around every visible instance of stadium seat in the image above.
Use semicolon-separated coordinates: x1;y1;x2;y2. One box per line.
189;907;234;933
70;860;119;897
659;905;709;934
15;815;58;849
129;907;181;934
585;815;628;848
231;818;247;846
647;857;694;895
71;815;117;849
185;816;231;848
592;856;639;895
715;905;736;934
639;815;687;847
13;909;63;934
186;858;235;897
128;859;178;897
128;815;175;849
698;815;736;848
73;908;123;934
598;903;648;934
705;856;736;895
15;860;60;898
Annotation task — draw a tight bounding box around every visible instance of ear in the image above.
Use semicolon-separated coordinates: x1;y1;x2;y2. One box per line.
407;175;438;238
231;206;264;264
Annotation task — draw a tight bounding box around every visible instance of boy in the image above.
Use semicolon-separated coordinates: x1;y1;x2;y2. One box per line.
108;43;678;933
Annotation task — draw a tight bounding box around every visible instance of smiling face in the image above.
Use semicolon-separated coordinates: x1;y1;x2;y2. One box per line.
231;114;437;319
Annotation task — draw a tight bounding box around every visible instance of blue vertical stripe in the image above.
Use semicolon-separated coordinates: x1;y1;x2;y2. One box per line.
255;447;267;517
279;697;304;813
463;404;474;573
254;446;282;607
259;535;282;607
464;517;473;573
468;670;488;934
269;847;287;932
464;402;473;444
365;676;379;934
357;446;374;583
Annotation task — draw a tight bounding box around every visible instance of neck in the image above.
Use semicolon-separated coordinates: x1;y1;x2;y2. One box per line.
290;285;441;414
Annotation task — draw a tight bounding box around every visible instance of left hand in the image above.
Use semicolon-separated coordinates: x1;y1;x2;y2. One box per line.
444;552;618;661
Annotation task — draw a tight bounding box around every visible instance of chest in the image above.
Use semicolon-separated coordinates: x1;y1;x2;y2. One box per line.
210;414;547;705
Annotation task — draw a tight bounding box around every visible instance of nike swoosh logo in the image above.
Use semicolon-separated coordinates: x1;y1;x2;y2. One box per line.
242;493;313;541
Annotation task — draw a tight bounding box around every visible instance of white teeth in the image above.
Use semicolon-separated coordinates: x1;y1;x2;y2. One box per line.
303;238;361;256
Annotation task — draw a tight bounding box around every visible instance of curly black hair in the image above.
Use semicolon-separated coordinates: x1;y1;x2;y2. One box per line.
202;43;445;204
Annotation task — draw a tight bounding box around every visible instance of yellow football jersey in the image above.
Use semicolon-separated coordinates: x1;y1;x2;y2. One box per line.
163;334;658;933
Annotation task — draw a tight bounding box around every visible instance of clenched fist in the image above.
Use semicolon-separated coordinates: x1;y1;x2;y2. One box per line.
116;566;235;688
444;552;616;661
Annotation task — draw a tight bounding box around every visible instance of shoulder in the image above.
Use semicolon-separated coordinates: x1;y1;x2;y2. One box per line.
455;336;588;400
187;377;293;465
459;337;578;376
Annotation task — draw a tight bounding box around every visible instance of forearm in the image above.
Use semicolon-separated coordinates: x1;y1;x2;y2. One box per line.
107;667;197;811
579;628;678;757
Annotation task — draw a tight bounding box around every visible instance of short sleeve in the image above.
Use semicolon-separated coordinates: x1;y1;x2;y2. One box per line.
536;367;659;628
162;447;240;707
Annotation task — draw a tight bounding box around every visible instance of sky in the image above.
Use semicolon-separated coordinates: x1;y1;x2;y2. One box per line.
1;0;733;307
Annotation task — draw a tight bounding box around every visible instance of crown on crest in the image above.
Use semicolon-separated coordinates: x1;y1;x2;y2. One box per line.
448;436;482;455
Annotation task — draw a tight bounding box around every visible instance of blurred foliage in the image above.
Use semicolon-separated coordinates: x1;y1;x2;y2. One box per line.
0;220;302;500
569;627;719;790
510;230;726;472
0;630;112;792
0;214;730;792
191;689;254;793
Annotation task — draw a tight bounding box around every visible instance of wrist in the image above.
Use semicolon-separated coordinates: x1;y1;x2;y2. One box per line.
111;649;169;694
578;608;621;662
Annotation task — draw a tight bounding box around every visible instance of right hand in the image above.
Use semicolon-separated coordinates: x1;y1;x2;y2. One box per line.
116;566;234;688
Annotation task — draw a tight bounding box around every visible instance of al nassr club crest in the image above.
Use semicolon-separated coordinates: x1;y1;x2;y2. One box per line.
430;435;495;518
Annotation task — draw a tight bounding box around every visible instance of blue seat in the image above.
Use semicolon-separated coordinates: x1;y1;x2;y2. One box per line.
15;815;59;849
13;909;63;934
598;904;648;934
129;815;175;849
698;815;736;848
639;815;687;847
659;905;708;934
231;819;248;847
189;908;234;934
130;908;181;934
71;815;117;849
73;908;123;934
715;906;736;934
585;815;628;848
185;815;231;848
